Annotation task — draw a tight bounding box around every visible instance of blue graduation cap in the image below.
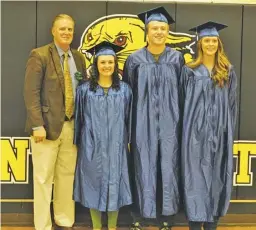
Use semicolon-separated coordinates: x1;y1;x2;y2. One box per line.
137;6;175;41
138;6;175;25
189;21;228;39
86;41;124;58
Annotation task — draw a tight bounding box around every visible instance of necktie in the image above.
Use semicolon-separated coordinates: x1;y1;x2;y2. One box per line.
63;52;74;119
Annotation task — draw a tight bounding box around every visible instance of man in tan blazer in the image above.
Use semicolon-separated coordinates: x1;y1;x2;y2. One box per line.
24;14;87;230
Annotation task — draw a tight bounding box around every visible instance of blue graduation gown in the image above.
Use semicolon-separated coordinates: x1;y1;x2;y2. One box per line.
180;64;237;222
73;81;133;211
123;47;185;218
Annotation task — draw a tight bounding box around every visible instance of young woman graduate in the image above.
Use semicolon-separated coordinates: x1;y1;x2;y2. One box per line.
73;41;133;230
180;21;237;230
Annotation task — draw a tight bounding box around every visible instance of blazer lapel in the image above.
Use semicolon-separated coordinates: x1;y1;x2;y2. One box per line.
49;43;65;95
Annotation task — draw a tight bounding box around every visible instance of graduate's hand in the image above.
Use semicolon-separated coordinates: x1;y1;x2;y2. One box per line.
33;126;46;143
128;143;130;152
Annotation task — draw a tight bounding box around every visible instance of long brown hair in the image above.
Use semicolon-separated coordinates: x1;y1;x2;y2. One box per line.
187;37;231;87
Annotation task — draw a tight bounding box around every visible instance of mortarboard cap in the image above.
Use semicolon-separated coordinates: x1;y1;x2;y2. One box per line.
137;7;175;42
189;21;228;39
138;6;175;25
86;41;124;58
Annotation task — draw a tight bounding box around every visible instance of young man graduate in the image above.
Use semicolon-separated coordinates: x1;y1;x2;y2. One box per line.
123;6;185;230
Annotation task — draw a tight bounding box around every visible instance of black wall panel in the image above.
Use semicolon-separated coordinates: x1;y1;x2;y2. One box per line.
1;2;36;212
237;5;256;204
1;1;37;137
239;5;256;140
36;1;107;49
107;2;176;30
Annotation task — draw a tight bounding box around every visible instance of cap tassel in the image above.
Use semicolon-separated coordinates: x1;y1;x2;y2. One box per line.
144;12;147;43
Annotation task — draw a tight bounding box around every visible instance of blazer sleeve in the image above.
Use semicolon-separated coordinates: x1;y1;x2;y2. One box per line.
24;50;45;129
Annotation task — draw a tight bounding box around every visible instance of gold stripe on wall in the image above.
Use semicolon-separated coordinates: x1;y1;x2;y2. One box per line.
230;200;256;203
1;199;34;202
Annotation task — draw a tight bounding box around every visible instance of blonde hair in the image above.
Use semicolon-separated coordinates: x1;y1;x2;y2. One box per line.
52;14;75;28
187;37;231;87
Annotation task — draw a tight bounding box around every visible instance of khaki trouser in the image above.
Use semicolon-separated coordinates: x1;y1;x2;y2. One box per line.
31;120;77;230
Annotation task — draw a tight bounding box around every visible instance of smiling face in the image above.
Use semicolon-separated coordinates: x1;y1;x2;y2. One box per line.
201;36;219;57
97;55;115;78
147;21;169;47
52;17;74;50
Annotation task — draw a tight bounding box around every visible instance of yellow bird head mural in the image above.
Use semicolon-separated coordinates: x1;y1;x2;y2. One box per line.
78;14;196;72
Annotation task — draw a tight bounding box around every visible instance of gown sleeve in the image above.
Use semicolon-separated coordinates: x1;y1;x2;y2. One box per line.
179;53;186;74
123;55;135;89
228;66;238;137
179;65;191;114
125;85;133;144
74;85;85;146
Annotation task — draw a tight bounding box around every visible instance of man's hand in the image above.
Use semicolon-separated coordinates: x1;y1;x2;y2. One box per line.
33;126;46;143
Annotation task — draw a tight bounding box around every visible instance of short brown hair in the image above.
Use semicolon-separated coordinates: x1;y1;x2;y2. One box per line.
52;14;75;28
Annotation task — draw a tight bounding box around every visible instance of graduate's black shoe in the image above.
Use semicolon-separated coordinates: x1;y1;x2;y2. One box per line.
203;220;218;230
159;221;172;230
188;221;202;230
130;222;143;230
203;223;218;230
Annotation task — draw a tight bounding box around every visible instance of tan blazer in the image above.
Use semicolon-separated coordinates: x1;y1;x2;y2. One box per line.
24;42;87;140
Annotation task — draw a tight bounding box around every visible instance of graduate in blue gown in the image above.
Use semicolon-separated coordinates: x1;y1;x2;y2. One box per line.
123;7;185;230
73;41;133;230
180;22;237;230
